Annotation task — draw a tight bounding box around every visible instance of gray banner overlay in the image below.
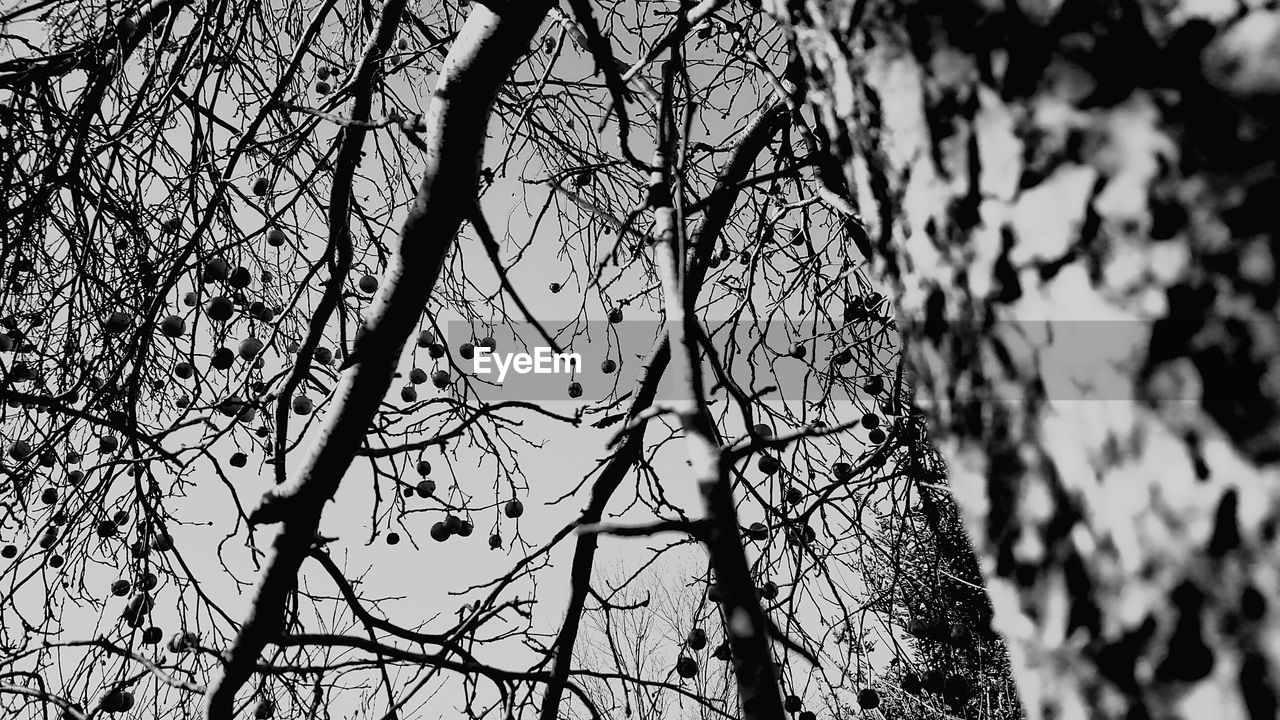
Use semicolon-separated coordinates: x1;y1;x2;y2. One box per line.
408;320;1196;404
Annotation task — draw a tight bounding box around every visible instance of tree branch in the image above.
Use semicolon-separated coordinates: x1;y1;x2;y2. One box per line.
201;3;554;716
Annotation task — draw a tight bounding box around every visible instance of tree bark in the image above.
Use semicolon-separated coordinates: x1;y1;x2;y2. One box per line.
783;3;1280;719
538;101;787;720
201;3;552;717
649;122;787;717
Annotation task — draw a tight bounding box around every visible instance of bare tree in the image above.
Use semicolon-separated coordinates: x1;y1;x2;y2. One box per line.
29;2;1262;720
567;556;738;720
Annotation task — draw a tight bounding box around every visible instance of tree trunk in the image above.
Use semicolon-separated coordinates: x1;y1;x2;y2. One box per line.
784;2;1280;719
538;100;787;720
202;3;552;717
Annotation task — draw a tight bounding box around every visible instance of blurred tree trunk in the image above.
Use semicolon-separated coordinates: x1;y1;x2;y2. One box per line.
783;2;1280;719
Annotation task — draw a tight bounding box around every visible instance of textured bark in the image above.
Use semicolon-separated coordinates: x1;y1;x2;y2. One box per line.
201;3;552;717
783;2;1280;719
